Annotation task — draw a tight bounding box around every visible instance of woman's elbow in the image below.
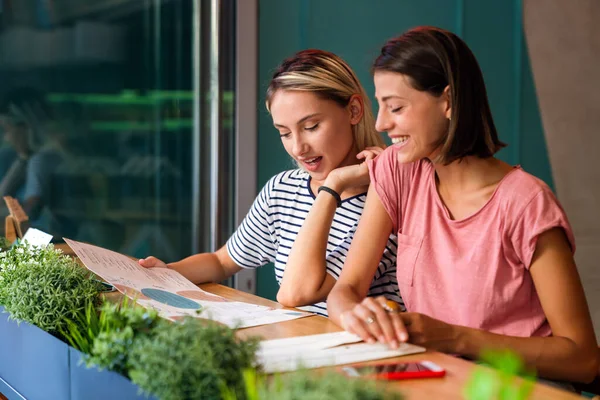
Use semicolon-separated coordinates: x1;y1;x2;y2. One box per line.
582;349;600;384
276;288;306;308
571;348;600;383
276;289;295;307
277;286;322;308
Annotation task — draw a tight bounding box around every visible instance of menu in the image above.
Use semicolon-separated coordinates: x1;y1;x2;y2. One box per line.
64;238;311;328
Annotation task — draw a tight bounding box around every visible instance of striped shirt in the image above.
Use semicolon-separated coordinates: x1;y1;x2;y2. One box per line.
226;169;402;316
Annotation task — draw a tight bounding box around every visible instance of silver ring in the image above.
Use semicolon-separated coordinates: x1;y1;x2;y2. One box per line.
365;316;375;325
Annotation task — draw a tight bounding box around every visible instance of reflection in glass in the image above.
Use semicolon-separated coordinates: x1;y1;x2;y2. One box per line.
0;1;230;263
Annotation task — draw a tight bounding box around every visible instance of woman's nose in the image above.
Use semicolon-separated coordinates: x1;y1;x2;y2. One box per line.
375;109;392;133
292;135;308;157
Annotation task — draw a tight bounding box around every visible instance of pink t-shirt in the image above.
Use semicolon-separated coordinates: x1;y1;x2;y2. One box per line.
368;147;575;338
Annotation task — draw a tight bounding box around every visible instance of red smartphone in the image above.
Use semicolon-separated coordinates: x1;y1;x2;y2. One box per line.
342;360;446;380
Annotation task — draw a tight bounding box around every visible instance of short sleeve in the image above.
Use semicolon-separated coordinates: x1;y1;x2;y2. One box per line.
226;178;278;269
510;188;575;269
323;243;346;280
367;147;400;232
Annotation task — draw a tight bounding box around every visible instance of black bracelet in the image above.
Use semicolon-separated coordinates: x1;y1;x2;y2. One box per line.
317;186;342;207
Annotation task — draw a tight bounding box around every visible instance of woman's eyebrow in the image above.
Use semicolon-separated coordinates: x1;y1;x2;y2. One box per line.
274;113;321;129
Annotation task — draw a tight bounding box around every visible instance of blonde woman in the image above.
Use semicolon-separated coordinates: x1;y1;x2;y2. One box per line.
140;50;401;316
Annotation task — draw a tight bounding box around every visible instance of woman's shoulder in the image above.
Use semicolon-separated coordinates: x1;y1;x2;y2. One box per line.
268;168;308;185
261;169;309;193
371;147;431;181
495;167;574;252
500;167;554;199
496;167;560;216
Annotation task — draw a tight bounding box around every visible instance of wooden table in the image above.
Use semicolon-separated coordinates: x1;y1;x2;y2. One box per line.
55;242;76;256
56;241;582;400
200;283;582;400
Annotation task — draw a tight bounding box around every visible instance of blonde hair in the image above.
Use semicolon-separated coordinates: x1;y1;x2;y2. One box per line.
266;49;383;152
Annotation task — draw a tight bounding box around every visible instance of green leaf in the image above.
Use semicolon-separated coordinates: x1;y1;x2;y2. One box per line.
0;243;102;335
464;350;536;400
128;317;259;400
253;370;404;400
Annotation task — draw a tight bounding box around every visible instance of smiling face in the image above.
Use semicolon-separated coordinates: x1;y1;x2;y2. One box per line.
270;89;359;183
374;71;451;164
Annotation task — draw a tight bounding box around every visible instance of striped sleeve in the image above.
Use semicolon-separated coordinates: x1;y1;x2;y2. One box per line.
226;178;277;269
322;199;364;280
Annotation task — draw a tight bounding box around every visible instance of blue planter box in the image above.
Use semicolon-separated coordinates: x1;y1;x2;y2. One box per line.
0;307;70;400
0;306;154;400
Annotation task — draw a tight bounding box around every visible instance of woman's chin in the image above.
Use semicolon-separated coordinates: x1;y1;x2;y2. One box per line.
395;153;419;165
307;169;330;184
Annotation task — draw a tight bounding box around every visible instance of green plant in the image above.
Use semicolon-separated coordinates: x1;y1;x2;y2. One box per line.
222;369;403;400
0;242;64;274
0;236;11;251
60;296;161;375
87;299;160;374
129;317;260;400
0;243;102;335
60;298;102;354
464;349;535;400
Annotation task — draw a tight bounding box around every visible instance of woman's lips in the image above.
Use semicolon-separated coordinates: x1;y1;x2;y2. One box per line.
301;156;323;171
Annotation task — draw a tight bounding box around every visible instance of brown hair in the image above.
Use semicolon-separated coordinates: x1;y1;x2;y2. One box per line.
373;26;506;164
266;49;384;151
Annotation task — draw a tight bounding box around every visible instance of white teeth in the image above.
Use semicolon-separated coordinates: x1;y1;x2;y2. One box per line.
391;137;408;144
305;157;319;163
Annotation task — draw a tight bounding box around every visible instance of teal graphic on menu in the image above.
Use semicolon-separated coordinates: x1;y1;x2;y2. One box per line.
141;288;201;309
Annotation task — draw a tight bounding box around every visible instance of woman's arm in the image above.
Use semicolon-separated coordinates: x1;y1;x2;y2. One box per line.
276;189;338;306
449;227;599;382
348;227;598;383
277;148;383;307
330;194;598;382
139;245;242;285
327;185;398;333
142;175;278;286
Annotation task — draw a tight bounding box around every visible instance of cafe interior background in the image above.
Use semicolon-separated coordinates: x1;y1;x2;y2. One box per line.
0;0;598;340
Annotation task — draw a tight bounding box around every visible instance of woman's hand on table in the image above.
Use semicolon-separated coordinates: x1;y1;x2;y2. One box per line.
398;313;460;353
138;256;168;269
339;296;408;349
339;296;459;353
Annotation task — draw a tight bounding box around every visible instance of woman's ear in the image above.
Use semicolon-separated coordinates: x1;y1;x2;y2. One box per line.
442;85;452;120
348;94;364;125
